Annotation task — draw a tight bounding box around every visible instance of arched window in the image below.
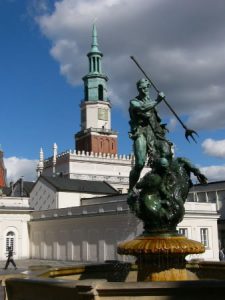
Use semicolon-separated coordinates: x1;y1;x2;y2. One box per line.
6;231;15;252
98;85;103;100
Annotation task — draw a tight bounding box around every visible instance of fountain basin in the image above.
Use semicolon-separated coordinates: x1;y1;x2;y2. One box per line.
117;235;204;281
5;275;225;300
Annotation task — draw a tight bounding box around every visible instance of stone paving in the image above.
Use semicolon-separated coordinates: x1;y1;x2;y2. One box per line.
0;259;84;300
0;258;82;275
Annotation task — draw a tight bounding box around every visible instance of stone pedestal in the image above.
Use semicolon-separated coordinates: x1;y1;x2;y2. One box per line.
117;235;205;281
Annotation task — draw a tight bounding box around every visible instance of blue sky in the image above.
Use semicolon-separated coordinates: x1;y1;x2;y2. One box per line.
1;0;225;182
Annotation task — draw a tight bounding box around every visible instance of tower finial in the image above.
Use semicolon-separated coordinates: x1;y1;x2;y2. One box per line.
91;23;100;53
36;147;44;177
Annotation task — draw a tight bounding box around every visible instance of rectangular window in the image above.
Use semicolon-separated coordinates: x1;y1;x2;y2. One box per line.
207;191;216;203
200;228;209;248
197;192;207;202
187;193;194;202
178;228;188;238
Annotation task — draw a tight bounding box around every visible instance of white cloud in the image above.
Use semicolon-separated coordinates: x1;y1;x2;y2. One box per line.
200;165;225;182
4;157;37;184
202;138;225;158
26;0;51;19
167;117;177;131
32;0;225;131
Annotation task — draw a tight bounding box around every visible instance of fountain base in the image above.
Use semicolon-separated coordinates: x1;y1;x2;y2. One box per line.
117;234;205;281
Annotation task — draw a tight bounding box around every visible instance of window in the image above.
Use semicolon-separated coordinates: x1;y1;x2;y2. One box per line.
197;192;207;202
217;190;225;202
84;86;88;100
220;230;225;249
6;231;15;253
178;228;188;238
187;193;195;202
200;228;209;248
81;110;86;123
207;191;216;203
89;58;91;72
97;57;100;72
98;85;103;100
93;57;96;71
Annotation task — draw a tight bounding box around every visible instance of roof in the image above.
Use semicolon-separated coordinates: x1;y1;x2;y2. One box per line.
0;206;33;211
2;187;11;196
81;193;127;205
190;180;225;192
11;179;35;197
40;175;119;195
23;181;35;195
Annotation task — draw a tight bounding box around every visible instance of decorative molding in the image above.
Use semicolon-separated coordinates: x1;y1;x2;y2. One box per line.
44;150;134;167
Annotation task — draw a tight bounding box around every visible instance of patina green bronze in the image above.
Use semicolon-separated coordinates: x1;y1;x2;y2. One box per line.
128;78;207;235
130;56;199;143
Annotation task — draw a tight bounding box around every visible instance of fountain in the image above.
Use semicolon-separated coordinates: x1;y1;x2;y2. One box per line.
5;68;225;300
117;72;207;281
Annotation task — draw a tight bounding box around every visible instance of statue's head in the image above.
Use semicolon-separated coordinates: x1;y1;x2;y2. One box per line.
155;157;170;172
136;78;151;93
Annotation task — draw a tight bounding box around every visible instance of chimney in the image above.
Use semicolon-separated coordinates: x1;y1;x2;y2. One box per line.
20;177;24;197
52;143;58;176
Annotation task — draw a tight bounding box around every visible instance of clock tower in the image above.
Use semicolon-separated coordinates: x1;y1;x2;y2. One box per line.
75;25;118;155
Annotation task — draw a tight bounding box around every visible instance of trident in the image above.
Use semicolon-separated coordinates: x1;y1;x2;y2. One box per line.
130;56;198;143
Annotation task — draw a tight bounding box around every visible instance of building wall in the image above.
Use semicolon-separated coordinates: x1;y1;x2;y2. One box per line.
0;214;30;260
76;133;118;155
42;151;151;193
179;203;219;261
29;200;219;262
30;177;112;210
0;197;30;208
30;180;57;210
0;197;30;260
82;101;112;130
0;197;31;260
30;212;140;262
57;192;102;208
58;192;81;208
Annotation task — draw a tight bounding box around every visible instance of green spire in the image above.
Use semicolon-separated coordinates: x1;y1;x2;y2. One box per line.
91;23;101;53
83;24;108;102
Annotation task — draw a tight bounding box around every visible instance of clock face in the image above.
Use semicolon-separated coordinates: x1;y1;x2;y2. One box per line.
98;108;108;121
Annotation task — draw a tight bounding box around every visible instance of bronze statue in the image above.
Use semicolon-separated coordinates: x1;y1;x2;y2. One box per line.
128;78;168;191
128;75;207;234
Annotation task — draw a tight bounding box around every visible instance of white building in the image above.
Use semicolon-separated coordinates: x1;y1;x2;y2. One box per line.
0;181;221;262
29;193;219;262
39;150;134;194
30;175;118;210
0;196;32;260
